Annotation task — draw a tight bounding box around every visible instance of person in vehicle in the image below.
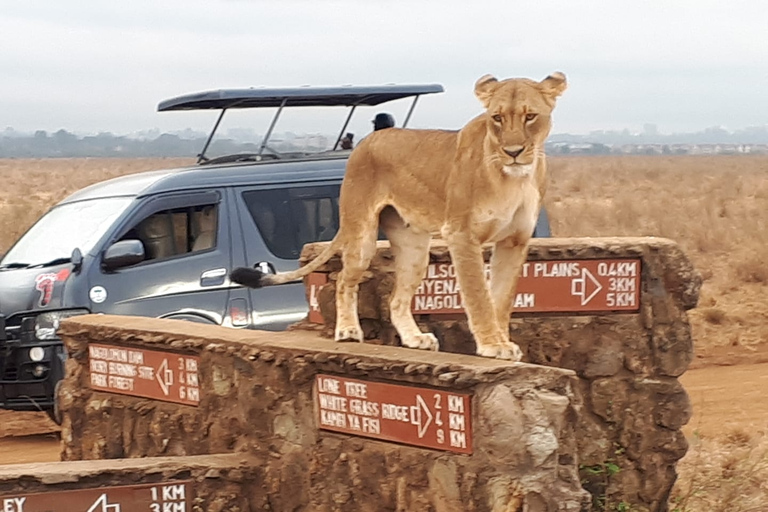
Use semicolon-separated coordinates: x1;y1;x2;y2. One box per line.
372;113;396;131
340;133;354;149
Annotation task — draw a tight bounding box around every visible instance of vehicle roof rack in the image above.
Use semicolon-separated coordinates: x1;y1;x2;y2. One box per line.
157;84;444;111
157;84;445;164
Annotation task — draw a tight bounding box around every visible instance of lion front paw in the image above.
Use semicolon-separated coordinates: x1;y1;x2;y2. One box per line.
401;333;439;351
476;341;523;362
335;325;364;343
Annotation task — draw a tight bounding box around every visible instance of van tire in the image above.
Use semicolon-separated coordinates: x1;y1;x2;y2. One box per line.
46;380;63;425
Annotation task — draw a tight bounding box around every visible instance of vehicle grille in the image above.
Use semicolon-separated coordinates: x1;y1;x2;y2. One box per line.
2;396;52;407
2;364;19;380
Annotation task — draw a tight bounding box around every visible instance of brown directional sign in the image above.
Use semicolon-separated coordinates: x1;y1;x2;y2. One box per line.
411;258;642;315
306;271;329;324
306;258;642;323
89;344;200;406
315;374;472;454
0;481;192;512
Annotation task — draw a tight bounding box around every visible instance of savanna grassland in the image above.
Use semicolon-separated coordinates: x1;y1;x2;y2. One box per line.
0;157;194;245
0;155;766;508
3;155;763;364
544;155;768;510
546;155;768;368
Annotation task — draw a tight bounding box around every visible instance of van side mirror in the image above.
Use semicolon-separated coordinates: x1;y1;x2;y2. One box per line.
71;247;83;274
103;240;145;271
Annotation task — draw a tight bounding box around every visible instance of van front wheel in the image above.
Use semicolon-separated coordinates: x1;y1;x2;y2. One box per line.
46;380;63;425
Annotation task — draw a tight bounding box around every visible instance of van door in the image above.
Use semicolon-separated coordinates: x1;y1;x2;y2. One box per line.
87;190;231;324
234;183;341;330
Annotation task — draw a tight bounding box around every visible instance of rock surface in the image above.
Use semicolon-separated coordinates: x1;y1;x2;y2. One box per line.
57;315;591;511
296;237;700;511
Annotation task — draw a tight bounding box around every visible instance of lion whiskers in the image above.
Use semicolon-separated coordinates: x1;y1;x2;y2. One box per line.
486;150;536;178
485;152;512;175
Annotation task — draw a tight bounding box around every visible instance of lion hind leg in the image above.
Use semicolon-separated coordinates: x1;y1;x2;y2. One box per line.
334;222;379;343
382;208;438;351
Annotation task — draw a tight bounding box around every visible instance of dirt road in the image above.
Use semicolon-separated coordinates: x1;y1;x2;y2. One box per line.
0;435;61;464
0;362;764;466
681;362;768;437
0;410;61;465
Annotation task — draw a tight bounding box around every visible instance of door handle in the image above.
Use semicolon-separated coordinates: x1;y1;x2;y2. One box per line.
201;267;227;286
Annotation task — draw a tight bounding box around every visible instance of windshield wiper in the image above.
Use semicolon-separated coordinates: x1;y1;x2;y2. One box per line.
201;152;282;166
29;257;72;269
0;262;31;270
0;255;76;271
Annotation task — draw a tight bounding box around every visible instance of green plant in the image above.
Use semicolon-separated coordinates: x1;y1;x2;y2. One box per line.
579;460;625;511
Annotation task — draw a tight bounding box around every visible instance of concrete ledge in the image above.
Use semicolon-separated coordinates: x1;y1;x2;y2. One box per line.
59;315;577;390
0;453;259;511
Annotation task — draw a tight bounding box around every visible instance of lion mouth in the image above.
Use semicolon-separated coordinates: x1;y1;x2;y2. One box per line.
502;163;533;178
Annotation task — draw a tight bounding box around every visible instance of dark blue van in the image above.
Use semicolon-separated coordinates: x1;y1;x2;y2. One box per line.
0;84;550;419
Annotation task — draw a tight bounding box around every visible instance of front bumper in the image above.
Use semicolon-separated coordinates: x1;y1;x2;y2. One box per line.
0;341;65;411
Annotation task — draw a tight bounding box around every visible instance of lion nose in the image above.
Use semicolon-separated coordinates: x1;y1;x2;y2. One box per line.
503;146;524;158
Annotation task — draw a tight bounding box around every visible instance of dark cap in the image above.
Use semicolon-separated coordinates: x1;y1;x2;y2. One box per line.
372;113;396;131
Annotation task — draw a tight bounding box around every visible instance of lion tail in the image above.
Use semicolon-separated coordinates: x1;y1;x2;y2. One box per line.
229;239;340;289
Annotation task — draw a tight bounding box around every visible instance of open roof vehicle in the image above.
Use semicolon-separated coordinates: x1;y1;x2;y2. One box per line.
0;84;454;417
158;83;444;165
0;83;549;419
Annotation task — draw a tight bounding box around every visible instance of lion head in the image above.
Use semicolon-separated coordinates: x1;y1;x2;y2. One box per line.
474;72;567;177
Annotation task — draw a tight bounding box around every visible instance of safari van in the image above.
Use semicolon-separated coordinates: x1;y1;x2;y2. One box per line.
0;84;551;419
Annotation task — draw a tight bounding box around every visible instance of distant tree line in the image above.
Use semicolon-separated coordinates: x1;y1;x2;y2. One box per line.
0;129;260;158
1;125;765;158
549;125;768;146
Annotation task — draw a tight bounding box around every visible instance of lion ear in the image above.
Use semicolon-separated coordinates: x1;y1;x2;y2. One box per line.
539;72;567;98
474;74;499;108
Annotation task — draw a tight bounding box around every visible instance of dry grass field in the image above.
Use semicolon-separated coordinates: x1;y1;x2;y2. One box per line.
547;155;768;511
6;155;761;365
0;158;194;246
0;155;766;508
546;155;768;369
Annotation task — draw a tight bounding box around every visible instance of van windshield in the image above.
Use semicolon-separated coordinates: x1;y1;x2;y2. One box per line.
1;197;134;268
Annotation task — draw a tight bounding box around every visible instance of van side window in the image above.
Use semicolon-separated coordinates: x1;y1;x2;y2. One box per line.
123;204;218;262
242;185;340;260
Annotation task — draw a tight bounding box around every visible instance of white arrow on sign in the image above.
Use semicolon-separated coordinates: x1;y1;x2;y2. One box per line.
410;394;434;439
87;494;121;512
571;267;603;305
156;358;173;396
309;284;321;312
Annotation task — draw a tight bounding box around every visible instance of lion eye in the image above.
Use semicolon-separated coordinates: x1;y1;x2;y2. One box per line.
525;113;538;122
491;114;503;123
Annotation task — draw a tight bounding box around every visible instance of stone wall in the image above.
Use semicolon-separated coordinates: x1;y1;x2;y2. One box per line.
296;237;700;512
57;315;591;511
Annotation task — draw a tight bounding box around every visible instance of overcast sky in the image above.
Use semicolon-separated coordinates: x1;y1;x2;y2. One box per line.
1;1;766;137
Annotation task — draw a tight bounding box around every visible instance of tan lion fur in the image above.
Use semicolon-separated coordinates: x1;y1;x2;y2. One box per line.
231;72;567;360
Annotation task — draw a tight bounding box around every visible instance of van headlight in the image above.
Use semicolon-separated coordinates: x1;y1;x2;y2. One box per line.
29;346;46;361
35;309;90;340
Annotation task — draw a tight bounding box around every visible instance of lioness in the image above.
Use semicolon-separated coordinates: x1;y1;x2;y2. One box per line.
231;72;567;361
